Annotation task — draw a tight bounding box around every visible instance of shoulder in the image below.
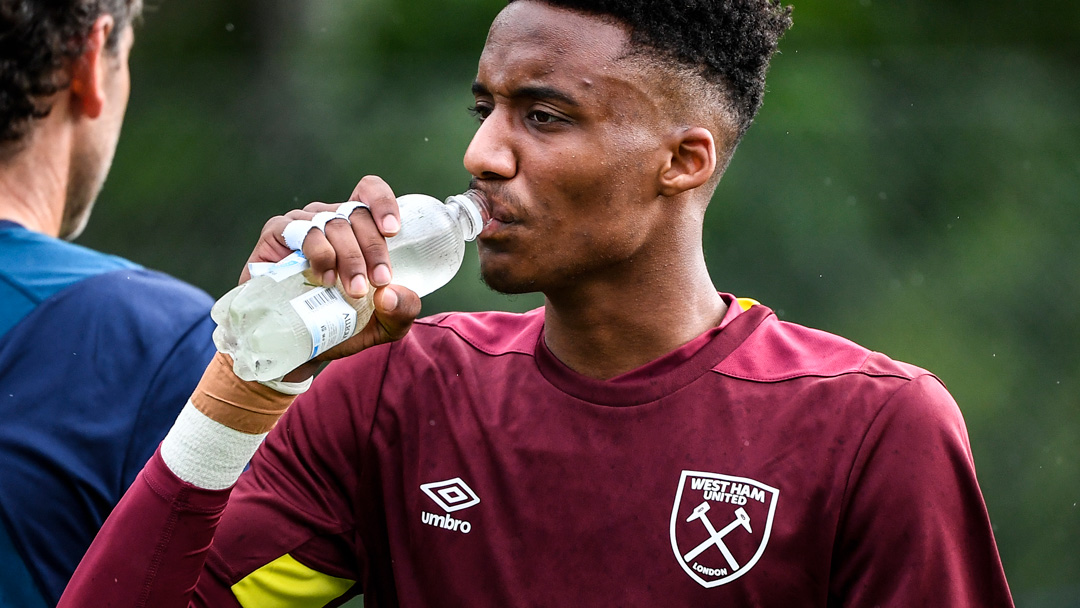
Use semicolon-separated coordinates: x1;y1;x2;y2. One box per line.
0;228;141;330
409;307;545;357
6;268;214;356
716;309;931;384
722;306;969;443
58;268;213;326
714;307;960;431
0;267;215;431
315;308;544;393
71;267;213;307
0;227;139;289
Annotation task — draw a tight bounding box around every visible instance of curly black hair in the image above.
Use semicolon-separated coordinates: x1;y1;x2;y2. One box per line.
508;0;792;137
0;0;142;146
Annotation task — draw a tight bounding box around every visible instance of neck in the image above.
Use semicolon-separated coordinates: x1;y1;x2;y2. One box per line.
0;109;74;238
542;242;727;380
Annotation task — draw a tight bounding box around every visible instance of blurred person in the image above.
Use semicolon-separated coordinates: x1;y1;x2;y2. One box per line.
0;1;216;605
62;0;1014;606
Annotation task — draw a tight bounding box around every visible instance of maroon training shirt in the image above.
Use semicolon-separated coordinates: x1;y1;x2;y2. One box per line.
62;297;1014;607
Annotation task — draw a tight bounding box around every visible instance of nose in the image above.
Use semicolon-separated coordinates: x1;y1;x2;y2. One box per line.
463;110;517;180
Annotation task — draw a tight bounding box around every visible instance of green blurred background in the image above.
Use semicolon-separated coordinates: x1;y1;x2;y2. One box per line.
80;0;1078;604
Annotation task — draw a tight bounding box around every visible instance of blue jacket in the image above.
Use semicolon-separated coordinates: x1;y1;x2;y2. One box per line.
0;221;216;606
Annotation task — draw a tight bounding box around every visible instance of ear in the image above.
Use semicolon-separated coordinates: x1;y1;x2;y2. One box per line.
68;15;115;120
657;126;717;197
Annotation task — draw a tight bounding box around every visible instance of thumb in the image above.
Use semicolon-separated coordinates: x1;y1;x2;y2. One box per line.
373;284;422;343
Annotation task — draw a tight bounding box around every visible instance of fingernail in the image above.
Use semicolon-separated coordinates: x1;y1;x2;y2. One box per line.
350;275;368;297
382;215;400;235
322;270;336;287
380;288;399;311
372;264;392;286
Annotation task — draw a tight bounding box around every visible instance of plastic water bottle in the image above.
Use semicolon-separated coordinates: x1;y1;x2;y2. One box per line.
212;191;487;381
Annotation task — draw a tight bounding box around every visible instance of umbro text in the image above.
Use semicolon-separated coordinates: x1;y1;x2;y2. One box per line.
421;511;473;534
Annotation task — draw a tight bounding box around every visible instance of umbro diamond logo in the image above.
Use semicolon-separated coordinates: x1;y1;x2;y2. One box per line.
420;477;480;534
421;477;480;512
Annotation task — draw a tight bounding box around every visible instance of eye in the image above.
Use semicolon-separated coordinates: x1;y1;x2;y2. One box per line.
526;109;562;125
467;103;492;123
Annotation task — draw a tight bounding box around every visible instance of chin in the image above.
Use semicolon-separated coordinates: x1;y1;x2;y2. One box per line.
479;266;538;296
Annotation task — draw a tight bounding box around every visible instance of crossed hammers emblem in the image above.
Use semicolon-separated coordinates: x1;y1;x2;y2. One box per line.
682;501;753;571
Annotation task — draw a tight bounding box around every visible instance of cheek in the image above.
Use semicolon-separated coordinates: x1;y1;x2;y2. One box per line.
515;132;659;248
534;148;640;208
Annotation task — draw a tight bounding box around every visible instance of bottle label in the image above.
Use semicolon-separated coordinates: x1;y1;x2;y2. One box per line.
288;287;357;358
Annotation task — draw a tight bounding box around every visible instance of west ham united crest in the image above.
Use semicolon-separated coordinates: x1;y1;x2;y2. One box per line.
670;470;779;588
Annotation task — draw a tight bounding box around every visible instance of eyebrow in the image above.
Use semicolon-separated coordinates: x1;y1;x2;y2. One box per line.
471;81;581;108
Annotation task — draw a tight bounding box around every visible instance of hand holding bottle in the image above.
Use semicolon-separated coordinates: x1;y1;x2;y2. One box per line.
214;175;488;382
226;176;423;381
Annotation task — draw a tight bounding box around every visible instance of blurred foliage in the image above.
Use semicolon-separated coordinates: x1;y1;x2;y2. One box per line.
79;0;1078;604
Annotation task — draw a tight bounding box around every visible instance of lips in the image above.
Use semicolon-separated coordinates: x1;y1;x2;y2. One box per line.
470;187;518;239
479;215;514;241
488;207;515;224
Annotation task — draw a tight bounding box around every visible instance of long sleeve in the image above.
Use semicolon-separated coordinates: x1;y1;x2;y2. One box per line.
58;449;236;608
60;346;390;608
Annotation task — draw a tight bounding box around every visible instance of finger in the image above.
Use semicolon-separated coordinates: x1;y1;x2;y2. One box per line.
349;176;401;236
294;206;353;287
302;201;340;214
349;206;393;288
299;225;338;287
273;208;319;251
322;212;369;297
240;213;312;283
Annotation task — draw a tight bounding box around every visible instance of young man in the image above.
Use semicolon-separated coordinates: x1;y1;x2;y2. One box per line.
62;1;1014;606
0;2;216;605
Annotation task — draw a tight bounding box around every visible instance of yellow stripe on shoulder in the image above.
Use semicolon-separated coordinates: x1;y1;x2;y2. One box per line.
232;553;355;608
736;297;760;311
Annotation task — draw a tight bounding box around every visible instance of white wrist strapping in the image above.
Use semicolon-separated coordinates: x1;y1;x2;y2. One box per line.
160;375;311;490
161;403;267;490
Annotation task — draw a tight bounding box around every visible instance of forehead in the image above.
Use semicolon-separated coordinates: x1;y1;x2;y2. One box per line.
476;1;636;98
